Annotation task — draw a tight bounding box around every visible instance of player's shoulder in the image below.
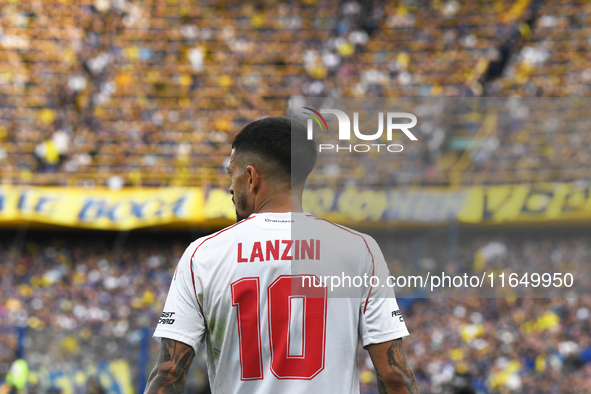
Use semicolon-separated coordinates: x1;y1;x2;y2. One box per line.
186;217;256;255
305;215;379;250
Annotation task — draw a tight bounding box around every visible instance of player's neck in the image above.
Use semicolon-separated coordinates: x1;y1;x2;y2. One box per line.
255;198;302;214
253;182;305;214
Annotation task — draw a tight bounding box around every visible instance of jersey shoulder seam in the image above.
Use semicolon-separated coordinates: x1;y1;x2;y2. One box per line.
187;216;255;318
309;217;376;314
192;216;256;253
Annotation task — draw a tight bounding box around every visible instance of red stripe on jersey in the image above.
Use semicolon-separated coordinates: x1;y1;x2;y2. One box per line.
310;216;376;314
189;216;256;317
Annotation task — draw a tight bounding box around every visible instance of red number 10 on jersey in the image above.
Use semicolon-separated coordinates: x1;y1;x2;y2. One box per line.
231;275;327;380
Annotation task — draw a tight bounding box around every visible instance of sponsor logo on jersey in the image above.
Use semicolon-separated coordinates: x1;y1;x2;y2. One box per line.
264;218;294;223
391;309;404;322
158;311;176;325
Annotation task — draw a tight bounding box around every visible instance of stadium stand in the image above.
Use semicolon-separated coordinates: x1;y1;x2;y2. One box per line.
1;0;579;187
494;0;591;97
0;230;590;393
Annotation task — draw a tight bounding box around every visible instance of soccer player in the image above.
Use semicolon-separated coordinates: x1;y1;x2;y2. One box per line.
145;117;418;394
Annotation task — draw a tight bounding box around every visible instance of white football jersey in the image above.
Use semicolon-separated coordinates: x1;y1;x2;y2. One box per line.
154;212;408;394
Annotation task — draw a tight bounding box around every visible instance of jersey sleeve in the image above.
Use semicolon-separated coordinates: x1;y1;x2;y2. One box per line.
153;242;206;354
358;235;409;348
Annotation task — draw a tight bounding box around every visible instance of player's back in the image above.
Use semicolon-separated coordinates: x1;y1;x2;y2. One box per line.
154;212;408;394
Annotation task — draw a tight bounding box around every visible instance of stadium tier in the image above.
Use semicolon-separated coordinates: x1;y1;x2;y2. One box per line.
2;0;589;187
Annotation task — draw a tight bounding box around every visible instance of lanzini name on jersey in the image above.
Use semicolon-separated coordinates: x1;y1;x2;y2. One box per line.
237;239;321;262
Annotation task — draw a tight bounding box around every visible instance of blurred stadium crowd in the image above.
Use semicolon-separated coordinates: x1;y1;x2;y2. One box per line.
1;0;590;187
0;230;590;393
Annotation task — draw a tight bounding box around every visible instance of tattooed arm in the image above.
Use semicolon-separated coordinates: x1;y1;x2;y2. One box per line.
367;338;419;394
144;338;195;394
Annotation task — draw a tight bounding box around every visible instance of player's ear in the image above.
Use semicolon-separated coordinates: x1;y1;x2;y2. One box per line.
245;165;260;192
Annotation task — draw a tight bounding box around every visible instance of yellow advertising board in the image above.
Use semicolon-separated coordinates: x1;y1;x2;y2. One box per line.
1;183;590;230
302;184;591;226
458;184;591;224
0;186;205;230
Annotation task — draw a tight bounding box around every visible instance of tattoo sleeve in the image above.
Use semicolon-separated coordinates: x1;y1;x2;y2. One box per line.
385;339;419;394
144;338;195;394
376;375;388;394
369;338;419;394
